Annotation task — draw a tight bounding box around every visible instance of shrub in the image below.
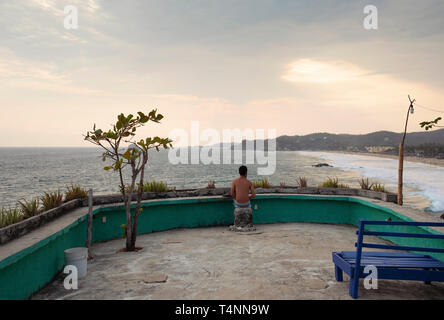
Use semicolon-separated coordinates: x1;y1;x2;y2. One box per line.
41;191;64;211
142;181;173;192
320;177;349;188
358;178;374;190
253;178;271;188
298;177;308;188
0;207;23;228
65;184;88;202
372;183;386;192
206;180;216;189
279;182;286;188
126;181;173;193
17;198;40;219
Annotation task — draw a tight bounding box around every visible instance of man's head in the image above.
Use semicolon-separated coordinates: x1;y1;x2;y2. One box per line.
239;165;247;177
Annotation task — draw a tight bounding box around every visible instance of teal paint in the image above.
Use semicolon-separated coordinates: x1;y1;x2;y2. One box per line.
1;195;443;300
0;216;88;300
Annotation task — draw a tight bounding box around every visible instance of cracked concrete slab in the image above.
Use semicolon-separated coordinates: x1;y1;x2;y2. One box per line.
32;223;444;300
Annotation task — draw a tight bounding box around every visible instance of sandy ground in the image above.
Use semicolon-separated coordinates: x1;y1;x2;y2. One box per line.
326;151;444;168
32;223;444;300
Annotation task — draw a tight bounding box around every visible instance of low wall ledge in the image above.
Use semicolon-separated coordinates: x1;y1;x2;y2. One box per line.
0;187;397;245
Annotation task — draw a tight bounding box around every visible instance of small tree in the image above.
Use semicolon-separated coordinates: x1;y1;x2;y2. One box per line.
420;117;442;130
84;109;172;251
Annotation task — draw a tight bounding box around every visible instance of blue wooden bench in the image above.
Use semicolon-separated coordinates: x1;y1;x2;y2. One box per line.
332;219;444;299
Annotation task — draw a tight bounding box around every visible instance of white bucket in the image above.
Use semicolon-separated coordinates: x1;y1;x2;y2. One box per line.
64;247;88;278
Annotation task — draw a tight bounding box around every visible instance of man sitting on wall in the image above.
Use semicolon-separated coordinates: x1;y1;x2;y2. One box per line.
230;165;256;208
229;165;256;231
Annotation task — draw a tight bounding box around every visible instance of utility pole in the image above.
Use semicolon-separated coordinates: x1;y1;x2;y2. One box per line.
398;95;415;205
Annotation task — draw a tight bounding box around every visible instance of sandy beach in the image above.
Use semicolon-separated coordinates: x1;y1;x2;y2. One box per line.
325;151;444;168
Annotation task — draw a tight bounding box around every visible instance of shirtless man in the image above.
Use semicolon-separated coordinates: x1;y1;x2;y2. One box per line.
230;165;256;208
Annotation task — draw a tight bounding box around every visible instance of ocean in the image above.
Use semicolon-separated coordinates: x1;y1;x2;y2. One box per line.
0;147;442;215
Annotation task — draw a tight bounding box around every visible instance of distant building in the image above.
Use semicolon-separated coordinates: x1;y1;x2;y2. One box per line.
365;146;395;153
414;150;425;157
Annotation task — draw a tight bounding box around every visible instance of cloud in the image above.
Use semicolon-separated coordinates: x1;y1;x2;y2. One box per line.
1;0;113;46
28;0;64;16
1;1;444;146
280;58;444;133
282;59;370;84
0;48;102;94
28;0;101;15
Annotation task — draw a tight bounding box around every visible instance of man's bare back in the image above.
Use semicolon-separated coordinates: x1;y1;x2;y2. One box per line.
231;174;256;204
231;177;255;203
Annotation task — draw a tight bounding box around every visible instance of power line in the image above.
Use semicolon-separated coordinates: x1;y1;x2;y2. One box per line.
414;102;444;113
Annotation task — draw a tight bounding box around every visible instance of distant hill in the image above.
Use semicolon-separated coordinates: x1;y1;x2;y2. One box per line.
242;129;444;154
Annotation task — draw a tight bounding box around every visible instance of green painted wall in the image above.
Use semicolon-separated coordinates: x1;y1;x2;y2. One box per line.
0;216;88;300
1;195;443;300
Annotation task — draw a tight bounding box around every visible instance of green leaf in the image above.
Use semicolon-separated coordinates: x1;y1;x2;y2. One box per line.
123;150;131;160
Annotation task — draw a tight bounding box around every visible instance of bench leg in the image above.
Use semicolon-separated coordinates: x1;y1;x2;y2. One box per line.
424;268;431;284
334;265;343;282
349;276;359;299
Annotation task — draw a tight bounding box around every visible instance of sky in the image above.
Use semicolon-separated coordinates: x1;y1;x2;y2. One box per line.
0;0;443;146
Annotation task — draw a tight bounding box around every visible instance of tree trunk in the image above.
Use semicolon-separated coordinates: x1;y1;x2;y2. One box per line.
125;180;136;251
125;196;133;251
130;215;138;249
130;155;147;249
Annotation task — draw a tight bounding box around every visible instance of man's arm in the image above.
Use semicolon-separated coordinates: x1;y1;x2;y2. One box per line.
249;181;256;200
230;180;236;198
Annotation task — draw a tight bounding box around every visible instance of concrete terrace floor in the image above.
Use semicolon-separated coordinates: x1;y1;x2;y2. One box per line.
33;223;444;300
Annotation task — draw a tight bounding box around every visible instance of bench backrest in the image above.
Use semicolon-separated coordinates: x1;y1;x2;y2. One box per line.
355;219;444;254
352;219;444;281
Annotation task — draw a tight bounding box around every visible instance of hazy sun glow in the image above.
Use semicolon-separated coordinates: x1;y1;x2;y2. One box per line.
282;59;368;83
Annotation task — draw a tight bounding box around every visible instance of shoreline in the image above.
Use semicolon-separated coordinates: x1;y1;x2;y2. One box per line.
320;150;444;168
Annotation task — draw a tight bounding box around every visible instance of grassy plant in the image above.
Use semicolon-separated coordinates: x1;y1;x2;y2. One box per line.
65;184;88;202
142;181;172;192
372;183;386;192
126;181;173;193
206;180;216;189
253;178;271;188
298;177;308;188
17;198;40;219
0;207;23;228
320;177;349;188
40;190;64;211
358;178;374;190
